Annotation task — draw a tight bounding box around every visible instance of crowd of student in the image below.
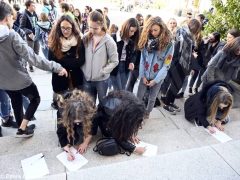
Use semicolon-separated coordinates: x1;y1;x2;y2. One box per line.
0;0;239;159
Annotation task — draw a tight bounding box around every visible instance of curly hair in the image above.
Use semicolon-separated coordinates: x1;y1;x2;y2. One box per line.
48;15;82;59
106;91;145;141
59;90;96;143
138;16;172;51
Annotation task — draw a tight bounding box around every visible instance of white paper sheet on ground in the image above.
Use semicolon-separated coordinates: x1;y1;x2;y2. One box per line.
205;127;232;143
135;141;158;157
56;147;88;171
21;153;49;179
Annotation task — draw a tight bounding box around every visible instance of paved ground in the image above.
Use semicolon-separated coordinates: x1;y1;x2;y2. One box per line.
0;67;240;180
1;3;240;179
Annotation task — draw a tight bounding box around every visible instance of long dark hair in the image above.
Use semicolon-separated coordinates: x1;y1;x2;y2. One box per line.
106;91;145;141
48;15;81;59
223;37;240;56
120;18;140;49
188;19;201;35
74;8;82;27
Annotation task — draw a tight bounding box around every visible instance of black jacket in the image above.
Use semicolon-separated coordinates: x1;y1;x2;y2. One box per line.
57;123;84;147
20;10;38;40
49;42;85;93
202;41;225;68
14;12;23;27
184;81;233;127
202;50;240;85
190;41;205;71
110;35;136;76
92;95;136;153
57;119;98;147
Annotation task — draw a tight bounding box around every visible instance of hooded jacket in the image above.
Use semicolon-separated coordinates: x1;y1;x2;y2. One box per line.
202;50;240;84
0;25;63;90
81;33;118;81
34;21;51;48
184;81;233;128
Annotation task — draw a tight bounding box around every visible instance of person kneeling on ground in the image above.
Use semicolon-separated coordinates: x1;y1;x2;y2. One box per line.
184;81;233;133
93;90;146;155
56;90;96;161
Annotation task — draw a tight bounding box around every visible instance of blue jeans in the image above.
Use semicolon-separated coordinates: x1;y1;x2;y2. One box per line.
137;78;162;113
83;78;109;105
111;62;129;90
0;90;11;119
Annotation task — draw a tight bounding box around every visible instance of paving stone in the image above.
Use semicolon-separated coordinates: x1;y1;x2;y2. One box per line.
186;126;220;146
0;131;59;156
139;129;199;154
36;173;66;180
212;140;240;175
138;115;178;136
0;148;65;179
167;114;195;130
67;146;240;180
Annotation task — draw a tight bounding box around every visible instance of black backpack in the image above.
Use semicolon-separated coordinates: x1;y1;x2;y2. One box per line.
93;137;130;156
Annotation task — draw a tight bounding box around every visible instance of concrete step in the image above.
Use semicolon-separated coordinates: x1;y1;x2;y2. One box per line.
67;141;240;180
0;109;57;137
1;110;239;158
0;118;239;179
0;147;66;180
2;137;239;180
0;131;59;156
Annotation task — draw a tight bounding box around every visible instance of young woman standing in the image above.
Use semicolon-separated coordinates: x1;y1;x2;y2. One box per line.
110;18;140;90
137;16;174;118
81;11;118;104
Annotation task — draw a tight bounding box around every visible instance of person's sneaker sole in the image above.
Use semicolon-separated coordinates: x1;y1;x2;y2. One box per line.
172;107;181;112
15;128;34;138
163;106;177;115
15;133;34;138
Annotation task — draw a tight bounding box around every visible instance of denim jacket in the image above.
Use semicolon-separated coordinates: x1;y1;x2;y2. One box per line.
139;42;174;83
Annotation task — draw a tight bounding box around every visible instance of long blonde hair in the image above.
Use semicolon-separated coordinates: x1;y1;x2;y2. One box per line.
138;16;172;51
207;87;233;125
59;90;96;143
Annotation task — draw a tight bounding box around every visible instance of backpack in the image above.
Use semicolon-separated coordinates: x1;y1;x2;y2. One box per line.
38;26;51;49
93;137;131;156
45;6;56;25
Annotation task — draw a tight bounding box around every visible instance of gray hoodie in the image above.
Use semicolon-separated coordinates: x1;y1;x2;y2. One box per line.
81;33;118;81
0;25;63;90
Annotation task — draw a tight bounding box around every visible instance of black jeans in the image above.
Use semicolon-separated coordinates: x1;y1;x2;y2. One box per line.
161;62;186;105
6;83;40;127
189;68;204;89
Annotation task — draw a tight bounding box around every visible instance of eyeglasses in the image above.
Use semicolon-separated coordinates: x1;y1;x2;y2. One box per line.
61;27;72;32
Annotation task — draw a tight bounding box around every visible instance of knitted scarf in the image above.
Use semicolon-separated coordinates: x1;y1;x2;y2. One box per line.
60;36;78;52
